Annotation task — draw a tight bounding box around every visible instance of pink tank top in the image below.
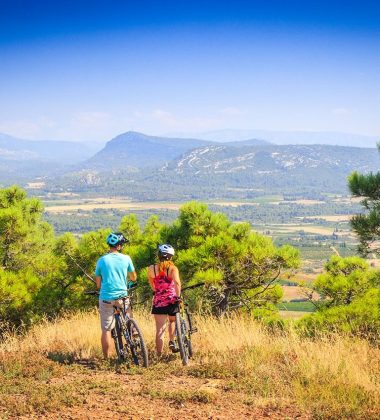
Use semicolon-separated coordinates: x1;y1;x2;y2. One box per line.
152;265;177;307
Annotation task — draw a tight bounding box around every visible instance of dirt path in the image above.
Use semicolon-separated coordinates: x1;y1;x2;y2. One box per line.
11;363;309;420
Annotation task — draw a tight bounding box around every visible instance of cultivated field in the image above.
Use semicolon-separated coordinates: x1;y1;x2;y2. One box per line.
44;198;184;213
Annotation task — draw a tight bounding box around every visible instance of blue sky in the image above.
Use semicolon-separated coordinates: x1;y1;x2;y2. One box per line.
0;0;379;142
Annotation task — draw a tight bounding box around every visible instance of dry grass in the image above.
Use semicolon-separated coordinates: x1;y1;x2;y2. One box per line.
278;310;311;319
1;310;379;418
282;285;310;301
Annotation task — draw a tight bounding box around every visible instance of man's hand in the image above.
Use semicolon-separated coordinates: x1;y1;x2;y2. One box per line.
95;276;101;290
129;271;137;282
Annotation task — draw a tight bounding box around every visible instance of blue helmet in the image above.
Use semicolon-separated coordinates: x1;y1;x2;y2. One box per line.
106;232;127;247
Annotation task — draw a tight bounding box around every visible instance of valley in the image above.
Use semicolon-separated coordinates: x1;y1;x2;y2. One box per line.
40;192;364;319
1;130;377;320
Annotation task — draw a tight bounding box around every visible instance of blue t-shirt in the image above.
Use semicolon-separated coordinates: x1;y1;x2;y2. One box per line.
95;252;135;300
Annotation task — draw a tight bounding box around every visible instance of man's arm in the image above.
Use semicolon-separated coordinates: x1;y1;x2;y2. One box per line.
128;271;137;282
127;257;137;282
95;276;102;290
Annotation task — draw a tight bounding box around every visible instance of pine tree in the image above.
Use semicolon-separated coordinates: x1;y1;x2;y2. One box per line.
163;202;300;317
348;144;380;256
0;186;56;325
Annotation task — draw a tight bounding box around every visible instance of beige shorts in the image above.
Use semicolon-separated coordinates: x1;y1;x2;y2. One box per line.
99;298;130;332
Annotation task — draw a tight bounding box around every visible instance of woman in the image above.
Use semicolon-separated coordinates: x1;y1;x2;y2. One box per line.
147;243;181;356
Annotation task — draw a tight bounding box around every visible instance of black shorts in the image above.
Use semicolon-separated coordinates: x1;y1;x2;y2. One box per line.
151;303;179;316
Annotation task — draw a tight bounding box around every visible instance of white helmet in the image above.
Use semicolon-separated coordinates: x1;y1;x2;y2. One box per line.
158;244;175;260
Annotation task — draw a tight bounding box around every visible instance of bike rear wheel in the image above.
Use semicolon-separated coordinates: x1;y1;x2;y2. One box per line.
126;318;149;367
175;312;190;366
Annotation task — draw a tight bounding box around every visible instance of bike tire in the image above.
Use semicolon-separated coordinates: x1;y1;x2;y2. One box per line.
185;311;193;358
126;318;149;368
112;317;126;361
175;312;189;366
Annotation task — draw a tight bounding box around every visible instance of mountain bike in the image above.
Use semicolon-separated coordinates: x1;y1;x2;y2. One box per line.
174;283;204;366
85;290;149;367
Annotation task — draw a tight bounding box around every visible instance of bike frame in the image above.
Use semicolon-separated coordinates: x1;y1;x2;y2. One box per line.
85;290;148;367
174;283;203;365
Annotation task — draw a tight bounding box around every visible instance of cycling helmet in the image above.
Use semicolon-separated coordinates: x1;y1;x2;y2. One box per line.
158;243;175;260
106;232;127;247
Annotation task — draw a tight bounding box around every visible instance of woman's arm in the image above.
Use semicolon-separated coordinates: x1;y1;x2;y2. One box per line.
171;266;181;297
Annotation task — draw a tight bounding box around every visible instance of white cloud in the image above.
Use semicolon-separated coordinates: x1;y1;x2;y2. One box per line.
133;110;144;118
71;111;113;128
332;108;351;116
152;109;179;127
0;120;42;139
219;107;243;116
151;109;222;131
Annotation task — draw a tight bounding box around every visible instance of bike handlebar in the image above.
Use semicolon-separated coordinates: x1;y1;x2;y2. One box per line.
181;282;205;292
84;290;99;296
84;283;137;297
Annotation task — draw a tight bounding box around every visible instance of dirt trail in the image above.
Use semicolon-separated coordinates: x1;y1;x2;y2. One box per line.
13;365;309;420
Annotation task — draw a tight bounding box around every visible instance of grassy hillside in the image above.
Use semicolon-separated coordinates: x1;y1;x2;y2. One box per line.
1;311;379;419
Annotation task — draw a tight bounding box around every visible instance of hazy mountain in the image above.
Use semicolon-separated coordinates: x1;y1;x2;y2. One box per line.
2;130;379;199
185;129;379;148
0;133;99;163
225;138;271;147
83;131;214;169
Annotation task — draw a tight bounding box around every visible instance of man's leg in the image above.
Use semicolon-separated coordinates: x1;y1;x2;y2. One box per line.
101;330;112;358
99;300;115;359
154;314;167;356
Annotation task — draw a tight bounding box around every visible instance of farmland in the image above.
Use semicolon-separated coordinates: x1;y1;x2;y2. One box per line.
39;192;365;319
42;193;361;271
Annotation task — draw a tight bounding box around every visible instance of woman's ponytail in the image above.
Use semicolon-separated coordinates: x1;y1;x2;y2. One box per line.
158;260;174;273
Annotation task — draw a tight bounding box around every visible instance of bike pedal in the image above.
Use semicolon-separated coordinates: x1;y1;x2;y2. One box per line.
169;341;179;353
191;328;198;333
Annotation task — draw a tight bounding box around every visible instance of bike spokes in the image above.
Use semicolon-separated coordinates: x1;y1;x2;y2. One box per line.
126;319;149;367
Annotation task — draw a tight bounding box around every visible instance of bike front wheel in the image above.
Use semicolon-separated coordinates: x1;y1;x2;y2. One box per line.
112;317;126;361
126;318;149;367
185;311;194;358
175;312;190;366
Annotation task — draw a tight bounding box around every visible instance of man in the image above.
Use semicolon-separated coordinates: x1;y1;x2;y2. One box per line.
95;232;137;358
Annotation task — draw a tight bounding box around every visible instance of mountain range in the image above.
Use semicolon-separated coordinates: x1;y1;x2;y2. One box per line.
1;131;379;200
39;132;379;201
83;131;270;170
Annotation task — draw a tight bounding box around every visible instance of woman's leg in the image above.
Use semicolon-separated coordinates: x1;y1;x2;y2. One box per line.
168;315;176;342
154;314;167;356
